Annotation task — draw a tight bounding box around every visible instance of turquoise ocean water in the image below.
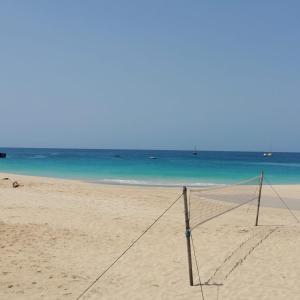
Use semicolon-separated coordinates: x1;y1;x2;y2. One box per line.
1;148;300;186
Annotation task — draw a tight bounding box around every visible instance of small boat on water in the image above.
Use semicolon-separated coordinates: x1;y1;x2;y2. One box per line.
149;156;157;160
263;152;273;157
0;152;6;158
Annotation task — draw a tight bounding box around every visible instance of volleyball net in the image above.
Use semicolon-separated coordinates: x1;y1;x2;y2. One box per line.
183;173;264;291
188;176;262;231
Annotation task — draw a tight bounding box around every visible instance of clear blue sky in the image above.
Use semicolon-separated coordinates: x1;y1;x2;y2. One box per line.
0;1;299;151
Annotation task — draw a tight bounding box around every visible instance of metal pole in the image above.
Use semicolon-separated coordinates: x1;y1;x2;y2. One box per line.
255;171;264;226
183;186;193;286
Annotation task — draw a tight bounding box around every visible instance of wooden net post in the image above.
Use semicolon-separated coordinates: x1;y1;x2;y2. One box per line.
183;186;193;286
255;171;264;226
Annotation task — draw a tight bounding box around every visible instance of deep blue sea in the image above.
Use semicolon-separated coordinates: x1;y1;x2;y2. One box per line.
1;148;300;186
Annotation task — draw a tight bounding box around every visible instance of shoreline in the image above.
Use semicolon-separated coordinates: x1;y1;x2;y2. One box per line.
2;170;300;188
0;171;228;188
1;172;300;210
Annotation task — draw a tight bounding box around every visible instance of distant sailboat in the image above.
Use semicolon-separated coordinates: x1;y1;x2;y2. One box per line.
193;146;198;155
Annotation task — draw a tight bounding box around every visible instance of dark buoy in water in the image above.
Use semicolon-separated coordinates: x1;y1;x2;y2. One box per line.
0;152;6;158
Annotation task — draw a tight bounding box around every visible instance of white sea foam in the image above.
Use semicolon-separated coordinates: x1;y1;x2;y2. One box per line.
95;178;222;188
31;155;47;159
250;162;300;168
50;152;59;156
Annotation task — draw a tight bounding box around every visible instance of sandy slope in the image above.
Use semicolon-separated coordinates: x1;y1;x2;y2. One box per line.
0;173;299;300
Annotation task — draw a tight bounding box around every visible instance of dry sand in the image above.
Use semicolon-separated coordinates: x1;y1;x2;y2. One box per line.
0;173;299;300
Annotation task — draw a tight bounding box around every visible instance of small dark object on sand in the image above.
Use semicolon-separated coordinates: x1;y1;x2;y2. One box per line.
2;178;9;180
12;181;21;188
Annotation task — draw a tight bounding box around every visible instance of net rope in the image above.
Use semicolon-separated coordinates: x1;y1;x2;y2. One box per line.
76;192;183;300
265;177;300;224
189;176;261;231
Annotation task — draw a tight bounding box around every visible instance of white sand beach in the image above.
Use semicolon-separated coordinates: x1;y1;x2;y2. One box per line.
0;173;299;300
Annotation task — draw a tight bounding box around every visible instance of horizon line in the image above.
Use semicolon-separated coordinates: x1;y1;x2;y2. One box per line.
0;146;299;154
